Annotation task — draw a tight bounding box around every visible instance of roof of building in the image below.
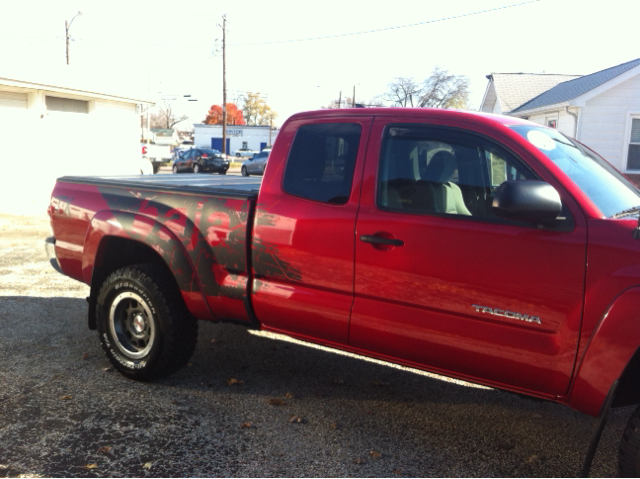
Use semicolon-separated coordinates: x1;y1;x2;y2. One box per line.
485;73;581;113
0;63;153;104
510;58;640;113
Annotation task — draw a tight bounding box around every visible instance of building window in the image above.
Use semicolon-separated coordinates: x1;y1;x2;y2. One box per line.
45;96;89;113
546;117;557;129
627;118;640;170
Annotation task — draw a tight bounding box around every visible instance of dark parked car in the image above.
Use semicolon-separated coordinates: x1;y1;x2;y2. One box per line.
173;148;229;174
241;149;271;176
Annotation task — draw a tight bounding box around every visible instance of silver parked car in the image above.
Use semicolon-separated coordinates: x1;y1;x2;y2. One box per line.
241;149;271;176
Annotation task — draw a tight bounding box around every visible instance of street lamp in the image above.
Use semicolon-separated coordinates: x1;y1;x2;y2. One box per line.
65;11;82;65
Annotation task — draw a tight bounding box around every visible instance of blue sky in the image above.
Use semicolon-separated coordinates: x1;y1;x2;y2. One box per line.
1;0;638;126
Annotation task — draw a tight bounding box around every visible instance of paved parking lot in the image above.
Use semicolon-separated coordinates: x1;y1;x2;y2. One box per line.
0;213;633;477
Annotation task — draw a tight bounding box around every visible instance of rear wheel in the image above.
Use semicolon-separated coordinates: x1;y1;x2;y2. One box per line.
241;166;248;177
95;264;198;381
220;170;227;175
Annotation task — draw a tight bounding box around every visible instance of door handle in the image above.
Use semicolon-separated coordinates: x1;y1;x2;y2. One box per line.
360;235;404;247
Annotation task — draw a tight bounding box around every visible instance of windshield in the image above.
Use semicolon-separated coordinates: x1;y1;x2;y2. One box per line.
511;125;640;218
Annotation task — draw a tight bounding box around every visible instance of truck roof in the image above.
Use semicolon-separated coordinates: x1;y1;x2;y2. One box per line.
287;108;534;128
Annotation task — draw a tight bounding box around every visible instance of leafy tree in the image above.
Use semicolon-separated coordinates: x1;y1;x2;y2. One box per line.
203;103;245;125
381;67;470;110
241;92;278;126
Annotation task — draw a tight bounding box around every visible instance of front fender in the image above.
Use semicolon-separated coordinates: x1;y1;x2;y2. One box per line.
82;210;213;320
570;286;640;416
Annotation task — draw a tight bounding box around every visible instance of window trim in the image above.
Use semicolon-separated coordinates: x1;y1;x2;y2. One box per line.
375;123;574;230
623;111;640;172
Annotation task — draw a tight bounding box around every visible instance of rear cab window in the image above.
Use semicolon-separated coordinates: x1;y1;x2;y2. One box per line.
283;123;361;205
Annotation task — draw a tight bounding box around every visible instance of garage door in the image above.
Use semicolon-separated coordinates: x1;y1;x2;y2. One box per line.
0;90;27;109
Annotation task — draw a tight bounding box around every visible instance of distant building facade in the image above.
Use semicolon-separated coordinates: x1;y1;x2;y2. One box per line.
193;124;277;156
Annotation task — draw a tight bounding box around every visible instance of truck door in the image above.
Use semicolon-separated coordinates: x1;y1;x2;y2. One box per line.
351;119;587;396
251;119;371;344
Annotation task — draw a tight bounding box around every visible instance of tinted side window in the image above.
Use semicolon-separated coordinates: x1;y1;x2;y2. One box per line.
283;123;361;205
378;125;535;219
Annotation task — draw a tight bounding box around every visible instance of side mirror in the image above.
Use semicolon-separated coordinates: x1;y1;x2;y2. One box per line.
492;181;562;224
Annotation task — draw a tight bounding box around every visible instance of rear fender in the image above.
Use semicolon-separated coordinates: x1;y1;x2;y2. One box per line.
83;210;213;321
570;287;640;416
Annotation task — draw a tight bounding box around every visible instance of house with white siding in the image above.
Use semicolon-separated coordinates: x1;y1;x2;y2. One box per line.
480;59;640;181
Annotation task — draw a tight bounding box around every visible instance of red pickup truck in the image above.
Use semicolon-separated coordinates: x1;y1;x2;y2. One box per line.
48;108;640;475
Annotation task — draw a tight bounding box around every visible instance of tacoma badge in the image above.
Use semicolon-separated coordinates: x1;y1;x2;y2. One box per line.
472;304;541;325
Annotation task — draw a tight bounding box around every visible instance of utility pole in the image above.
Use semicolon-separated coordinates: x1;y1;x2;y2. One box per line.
221;15;227;155
65;11;82;65
352;85;355;108
338;91;342;109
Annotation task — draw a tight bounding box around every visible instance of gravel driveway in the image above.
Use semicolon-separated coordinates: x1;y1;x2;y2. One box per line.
0;213;632;477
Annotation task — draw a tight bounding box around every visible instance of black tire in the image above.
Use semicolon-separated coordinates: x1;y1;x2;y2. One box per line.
620;404;640;476
95;264;198;381
220;170;227;175
236;153;241;157
172;165;178;174
241;166;249;177
152;164;160;174
193;163;200;174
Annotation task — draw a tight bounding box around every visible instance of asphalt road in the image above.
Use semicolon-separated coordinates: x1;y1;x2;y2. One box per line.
0;213;634;477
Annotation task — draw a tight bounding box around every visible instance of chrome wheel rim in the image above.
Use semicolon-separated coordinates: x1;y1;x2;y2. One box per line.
109;291;155;359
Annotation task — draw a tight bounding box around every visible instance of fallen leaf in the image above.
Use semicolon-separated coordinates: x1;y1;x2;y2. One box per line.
210;338;217;344
240;422;252;429
61;395;72;401
288;415;306;423
83;464;98;470
353;458;365;465
102;367;113;372
369;450;382;459
98;446;112;454
284;392;295;399
227;378;244;386
268;398;285;406
371;381;390;387
393;470;403;475
82;353;90;360
142;462;152;470
331;422;342;430
527;455;542;466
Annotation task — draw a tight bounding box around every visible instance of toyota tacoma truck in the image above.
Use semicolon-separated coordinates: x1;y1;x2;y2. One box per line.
48;108;640;476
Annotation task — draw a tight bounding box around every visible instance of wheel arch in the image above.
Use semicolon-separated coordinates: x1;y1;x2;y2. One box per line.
570;287;640;415
84;211;213;329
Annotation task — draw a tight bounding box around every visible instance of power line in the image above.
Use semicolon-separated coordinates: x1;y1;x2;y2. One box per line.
228;0;540;47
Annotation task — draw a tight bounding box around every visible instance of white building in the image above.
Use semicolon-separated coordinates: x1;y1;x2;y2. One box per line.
193;124;277;156
0;66;153;214
480;59;640;182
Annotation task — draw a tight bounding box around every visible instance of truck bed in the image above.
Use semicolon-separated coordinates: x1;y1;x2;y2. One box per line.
57;174;262;200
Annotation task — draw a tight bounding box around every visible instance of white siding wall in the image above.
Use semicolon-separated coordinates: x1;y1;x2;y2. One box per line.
579;75;640;171
520;109;577;138
0;89;146;214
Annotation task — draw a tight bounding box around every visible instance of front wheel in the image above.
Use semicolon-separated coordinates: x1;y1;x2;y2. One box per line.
193;164;200;174
172;165;178;174
95;264;198;381
219;170;227;175
241;166;248;177
619;404;640;476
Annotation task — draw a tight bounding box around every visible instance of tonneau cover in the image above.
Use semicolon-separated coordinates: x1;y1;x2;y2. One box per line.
57;174;262;200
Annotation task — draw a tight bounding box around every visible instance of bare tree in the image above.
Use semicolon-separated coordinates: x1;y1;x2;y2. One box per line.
153;100;189;129
380;68;470;110
321;97;385;109
417;67;469;109
381;77;422;107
